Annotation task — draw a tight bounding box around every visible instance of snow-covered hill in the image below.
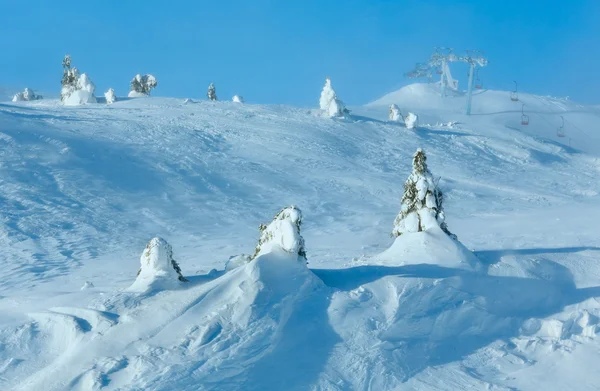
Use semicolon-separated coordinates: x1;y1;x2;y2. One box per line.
1;84;600;390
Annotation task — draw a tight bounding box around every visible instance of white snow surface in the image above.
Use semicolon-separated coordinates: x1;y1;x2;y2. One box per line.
0;83;600;390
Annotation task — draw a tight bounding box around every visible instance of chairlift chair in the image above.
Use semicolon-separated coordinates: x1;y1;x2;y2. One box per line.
475;69;483;89
557;115;565;137
521;104;529;125
510;80;519;102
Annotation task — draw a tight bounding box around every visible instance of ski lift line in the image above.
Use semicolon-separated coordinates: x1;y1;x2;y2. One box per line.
528;94;594;139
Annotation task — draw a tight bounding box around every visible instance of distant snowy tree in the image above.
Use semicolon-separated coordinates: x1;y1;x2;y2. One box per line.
136;237;188;282
12;92;25;102
232;94;244;103
61;54;80;102
104;88;116;104
319;77;347;118
392;149;454;238
252;205;307;261
405;112;418;129
129;74;157;97
389;104;402;122
207;83;217;101
63;73;97;106
12;88;42;102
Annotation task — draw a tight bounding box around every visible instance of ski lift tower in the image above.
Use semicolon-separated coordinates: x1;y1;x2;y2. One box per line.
428;47;460;98
463;50;488;115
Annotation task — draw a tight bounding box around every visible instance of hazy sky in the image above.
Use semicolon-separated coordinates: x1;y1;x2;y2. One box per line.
1;0;598;105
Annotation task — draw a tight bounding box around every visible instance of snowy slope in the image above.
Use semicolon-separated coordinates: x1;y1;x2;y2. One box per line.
1;85;600;390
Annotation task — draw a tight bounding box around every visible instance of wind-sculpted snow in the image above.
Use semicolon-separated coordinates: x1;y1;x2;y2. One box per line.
0;84;600;390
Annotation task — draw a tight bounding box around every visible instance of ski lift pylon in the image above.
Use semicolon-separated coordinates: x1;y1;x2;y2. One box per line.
510;80;519;102
521;103;529;125
557;115;565;137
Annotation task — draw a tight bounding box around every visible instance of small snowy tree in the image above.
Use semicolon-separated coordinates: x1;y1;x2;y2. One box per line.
129;74;157;97
252;205;307;261
389;104;402;122
12;88;42;102
136;237;188;282
207;83;217;101
405;112;418;129
60;54;96;105
232;94;244;103
319;77;347;118
61;54;80;102
392;149;454;238
104;88;116;104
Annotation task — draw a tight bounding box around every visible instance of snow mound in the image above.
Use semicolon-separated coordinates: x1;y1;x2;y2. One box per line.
128;237;186;292
127;91;149;98
375;225;478;270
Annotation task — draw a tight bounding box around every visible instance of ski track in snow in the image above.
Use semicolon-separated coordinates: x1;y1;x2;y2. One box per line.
0;84;600;390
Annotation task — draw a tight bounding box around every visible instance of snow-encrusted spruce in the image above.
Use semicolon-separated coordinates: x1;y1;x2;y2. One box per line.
252;205;307;261
60;54;96;105
232;94;244;103
319;77;347;118
136;237;188;282
60;54;79;102
392;149;455;239
207;83;217;101
104;88;116;104
389;104;402;122
129;74;157;97
12;88;42;102
405;112;418;129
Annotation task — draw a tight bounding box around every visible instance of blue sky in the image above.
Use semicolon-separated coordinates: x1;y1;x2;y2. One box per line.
1;0;598;105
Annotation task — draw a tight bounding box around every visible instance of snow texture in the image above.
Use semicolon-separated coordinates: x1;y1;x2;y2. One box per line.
1;83;600;390
319;77;346;118
253;205;306;261
104;88;116;104
389;103;402;122
392;148;453;239
232;94;244;103
128;237;187;292
13;88;42;102
405;111;418;129
63;73;97;106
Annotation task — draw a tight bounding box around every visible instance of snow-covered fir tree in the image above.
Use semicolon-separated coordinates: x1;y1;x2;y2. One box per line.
405;112;418;129
61;54;79;102
59;54;96;105
104;88;116;104
392;149;455;238
207;83;217;101
12;88;42;102
129;74;157;97
389;104;402;122
319;77;347;118
232;94;244;103
252;205;307;261
136;237;188;282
